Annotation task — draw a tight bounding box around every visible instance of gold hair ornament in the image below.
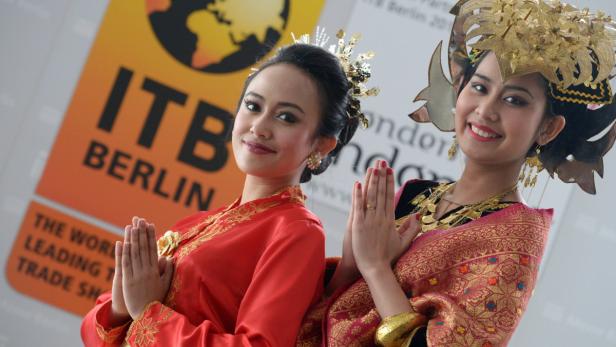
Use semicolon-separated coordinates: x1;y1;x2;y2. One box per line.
460;0;616;89
292;27;379;129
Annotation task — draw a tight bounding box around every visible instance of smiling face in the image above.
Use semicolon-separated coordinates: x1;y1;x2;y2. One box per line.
455;52;551;167
231;63;327;183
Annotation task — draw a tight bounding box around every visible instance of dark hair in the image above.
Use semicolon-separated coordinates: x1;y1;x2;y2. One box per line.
237;43;358;183
459;53;616;190
540;94;616;176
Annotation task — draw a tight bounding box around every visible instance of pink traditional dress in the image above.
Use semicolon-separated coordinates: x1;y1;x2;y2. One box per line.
297;180;552;346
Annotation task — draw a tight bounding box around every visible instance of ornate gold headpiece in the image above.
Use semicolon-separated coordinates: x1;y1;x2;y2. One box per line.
292;28;379;128
410;0;616;194
461;0;616;89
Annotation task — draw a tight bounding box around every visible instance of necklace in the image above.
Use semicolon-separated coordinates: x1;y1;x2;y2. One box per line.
411;182;517;236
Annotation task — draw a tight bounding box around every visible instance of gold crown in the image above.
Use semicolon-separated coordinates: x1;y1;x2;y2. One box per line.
292;28;379;128
411;0;616;194
460;0;616;89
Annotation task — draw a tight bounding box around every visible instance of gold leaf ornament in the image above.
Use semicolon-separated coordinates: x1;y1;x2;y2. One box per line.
459;0;616;88
291;27;379;129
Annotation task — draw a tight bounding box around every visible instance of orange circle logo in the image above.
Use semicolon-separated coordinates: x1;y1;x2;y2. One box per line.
147;0;289;73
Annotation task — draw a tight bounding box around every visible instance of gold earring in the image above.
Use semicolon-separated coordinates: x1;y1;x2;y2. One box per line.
307;153;322;171
519;147;543;188
448;136;458;160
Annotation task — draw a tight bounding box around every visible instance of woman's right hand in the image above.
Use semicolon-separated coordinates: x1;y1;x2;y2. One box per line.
351;162;417;276
339;205;359;278
109;225;132;325
326;164;378;296
339;164;376;276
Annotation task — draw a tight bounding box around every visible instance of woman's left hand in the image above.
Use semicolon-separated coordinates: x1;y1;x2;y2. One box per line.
122;217;174;319
351;161;418;276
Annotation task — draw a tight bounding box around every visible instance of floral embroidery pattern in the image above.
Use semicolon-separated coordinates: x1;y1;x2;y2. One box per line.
131;317;158;346
127;303;174;347
301;205;550;347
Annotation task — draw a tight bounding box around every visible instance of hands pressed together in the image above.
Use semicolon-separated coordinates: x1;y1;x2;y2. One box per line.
112;161;418;320
110;217;174;325
341;160;420;280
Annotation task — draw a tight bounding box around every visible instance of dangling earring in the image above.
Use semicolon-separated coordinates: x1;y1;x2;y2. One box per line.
307;153;322;171
519;146;543;188
448;136;458;160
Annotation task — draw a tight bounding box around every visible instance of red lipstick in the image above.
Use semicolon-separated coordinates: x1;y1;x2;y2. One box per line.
242;140;276;154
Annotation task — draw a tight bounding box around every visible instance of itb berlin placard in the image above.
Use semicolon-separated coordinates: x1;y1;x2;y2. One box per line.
6;0;325;316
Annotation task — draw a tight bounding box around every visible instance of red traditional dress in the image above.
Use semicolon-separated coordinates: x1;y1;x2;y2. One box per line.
82;186;325;346
297;180;552;347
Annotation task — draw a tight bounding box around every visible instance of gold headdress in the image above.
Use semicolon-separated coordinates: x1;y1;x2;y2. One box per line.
462;0;616;89
293;28;379;129
411;0;616;194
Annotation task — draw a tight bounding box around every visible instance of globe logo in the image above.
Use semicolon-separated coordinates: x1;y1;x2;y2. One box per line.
147;0;290;73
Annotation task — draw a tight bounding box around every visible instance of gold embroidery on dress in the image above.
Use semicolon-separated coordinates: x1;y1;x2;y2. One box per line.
175;186;304;260
323;206;549;346
95;320;128;343
397;208;546;280
296;300;329;346
177;200;279;259
130;317;158;346
126;301;159;346
409;253;535;346
126;302;174;347
162;186;305;313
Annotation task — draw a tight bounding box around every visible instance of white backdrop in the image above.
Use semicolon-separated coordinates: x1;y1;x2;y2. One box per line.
1;0;615;346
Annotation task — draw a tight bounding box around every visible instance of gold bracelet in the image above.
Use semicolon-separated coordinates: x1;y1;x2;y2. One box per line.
375;311;428;347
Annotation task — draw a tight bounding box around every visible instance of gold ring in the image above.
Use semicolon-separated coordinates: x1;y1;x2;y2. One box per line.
366;203;376;210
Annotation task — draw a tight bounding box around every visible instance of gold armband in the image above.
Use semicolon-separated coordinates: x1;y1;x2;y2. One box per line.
375;311;428;347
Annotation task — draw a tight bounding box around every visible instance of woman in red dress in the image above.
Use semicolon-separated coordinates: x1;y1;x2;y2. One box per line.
81;32;378;347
